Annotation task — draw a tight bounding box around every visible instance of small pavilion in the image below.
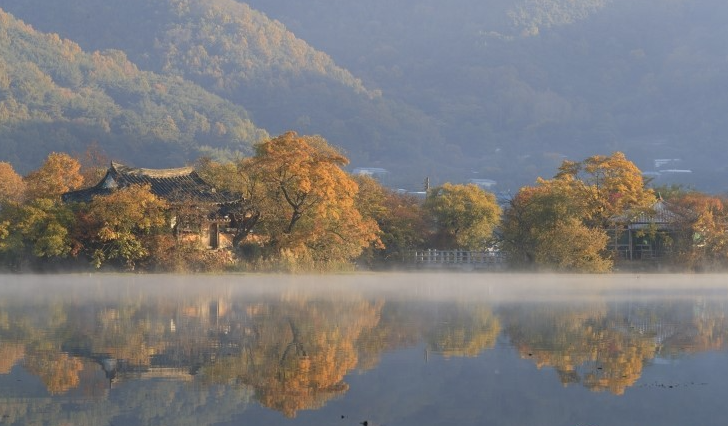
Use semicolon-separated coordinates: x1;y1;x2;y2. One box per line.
608;199;688;261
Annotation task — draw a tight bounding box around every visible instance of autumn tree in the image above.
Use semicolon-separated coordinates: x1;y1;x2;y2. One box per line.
553;152;655;228
353;175;428;265
501;152;652;272
0;161;25;204
236;132;380;265
24;152;84;201
423;183;501;251
77;184;168;269
196;156;265;249
664;191;728;270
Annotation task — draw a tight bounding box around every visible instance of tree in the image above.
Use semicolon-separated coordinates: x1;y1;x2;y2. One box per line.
0;162;25;204
78;184;168;269
24;152;84;201
501;184;586;268
423;183;501;251
239;132;381;264
666;191;728;270
534;218;612;272
353;175;427;264
554;152;655;228
0;199;78;270
501;152;652;272
196;156;264;249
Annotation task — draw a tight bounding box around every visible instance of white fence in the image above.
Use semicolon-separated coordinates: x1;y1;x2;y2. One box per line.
410;249;506;268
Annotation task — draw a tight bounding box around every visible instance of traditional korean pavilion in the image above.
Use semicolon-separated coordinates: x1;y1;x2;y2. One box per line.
62;162;239;248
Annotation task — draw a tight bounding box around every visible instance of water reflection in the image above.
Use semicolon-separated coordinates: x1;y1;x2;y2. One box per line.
0;274;727;425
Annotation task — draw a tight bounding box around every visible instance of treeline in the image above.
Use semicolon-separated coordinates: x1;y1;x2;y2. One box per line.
0;133;500;272
2;134;728;273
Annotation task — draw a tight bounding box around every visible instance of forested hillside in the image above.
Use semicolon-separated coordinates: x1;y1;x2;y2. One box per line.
245;0;728;191
3;0;728;190
0;9;268;171
2;0;450;188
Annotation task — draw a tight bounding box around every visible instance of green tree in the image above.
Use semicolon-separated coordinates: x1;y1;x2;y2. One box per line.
0;199;78;270
423;183;501;250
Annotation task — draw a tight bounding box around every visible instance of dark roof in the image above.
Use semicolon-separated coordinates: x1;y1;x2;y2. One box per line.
62;162;237;204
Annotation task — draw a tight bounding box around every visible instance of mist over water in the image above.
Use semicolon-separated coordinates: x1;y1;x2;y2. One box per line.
1;273;727;425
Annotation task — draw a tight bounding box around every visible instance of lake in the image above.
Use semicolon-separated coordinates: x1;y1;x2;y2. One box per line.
0;273;727;426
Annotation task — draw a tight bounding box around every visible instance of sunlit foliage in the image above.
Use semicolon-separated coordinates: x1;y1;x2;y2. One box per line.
424;183;501;251
78;184;168;269
501;152;652;272
24;153;84;201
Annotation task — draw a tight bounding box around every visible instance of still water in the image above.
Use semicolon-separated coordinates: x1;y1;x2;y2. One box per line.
0;273;727;426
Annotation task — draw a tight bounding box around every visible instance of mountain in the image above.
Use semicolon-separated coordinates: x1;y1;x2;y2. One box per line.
243;0;728;191
3;0;728;190
0;8;268;172
1;0;451;189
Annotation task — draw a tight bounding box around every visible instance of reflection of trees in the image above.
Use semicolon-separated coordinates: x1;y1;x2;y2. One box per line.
201;296;383;417
355;303;422;371
24;343;84;394
0;342;24;374
3;282;728;421
501;300;728;395
426;304;501;357
503;305;612;388
661;298;728;355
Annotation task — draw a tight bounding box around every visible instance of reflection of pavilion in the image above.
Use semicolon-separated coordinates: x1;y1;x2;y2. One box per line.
99;357;194;387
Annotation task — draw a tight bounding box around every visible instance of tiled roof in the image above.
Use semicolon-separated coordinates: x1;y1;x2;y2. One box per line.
62;162;237;204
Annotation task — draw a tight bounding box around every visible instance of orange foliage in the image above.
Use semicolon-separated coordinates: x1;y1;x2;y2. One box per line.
0;162;25;204
24;349;84;395
24;152;84;200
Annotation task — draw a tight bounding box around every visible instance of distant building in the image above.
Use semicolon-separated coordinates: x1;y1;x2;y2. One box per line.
660;169;693;174
654;158;682;169
352;167;389;179
468;178;497;189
